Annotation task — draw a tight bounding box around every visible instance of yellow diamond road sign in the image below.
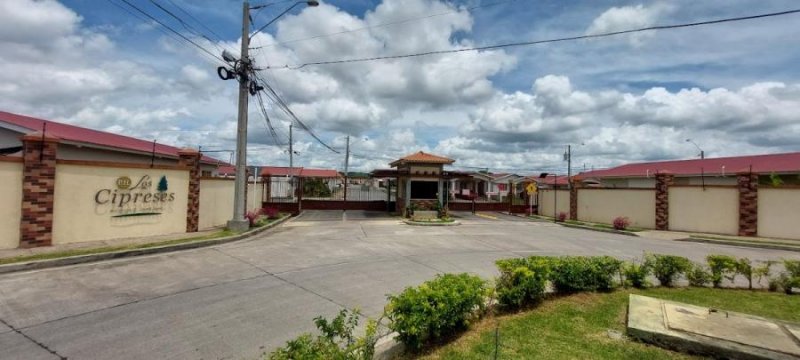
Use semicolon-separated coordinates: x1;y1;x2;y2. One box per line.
526;183;538;195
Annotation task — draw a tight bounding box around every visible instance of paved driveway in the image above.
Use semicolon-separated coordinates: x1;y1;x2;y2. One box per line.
1;211;798;360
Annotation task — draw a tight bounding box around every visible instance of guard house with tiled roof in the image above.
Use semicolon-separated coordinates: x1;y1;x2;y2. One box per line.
389;151;455;214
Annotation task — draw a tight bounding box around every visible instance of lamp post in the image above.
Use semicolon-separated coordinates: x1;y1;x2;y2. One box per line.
223;0;319;232
685;139;705;159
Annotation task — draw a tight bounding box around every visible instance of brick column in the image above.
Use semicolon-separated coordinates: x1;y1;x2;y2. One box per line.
654;173;674;230
19;132;59;248
569;182;579;220
737;172;758;236
178;148;202;233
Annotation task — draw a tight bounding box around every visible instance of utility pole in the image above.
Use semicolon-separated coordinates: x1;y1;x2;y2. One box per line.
565;145;572;190
289;123;294;199
227;1;251;232
344;135;350;204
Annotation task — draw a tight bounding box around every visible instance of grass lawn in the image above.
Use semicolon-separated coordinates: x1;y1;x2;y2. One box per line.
408;288;800;360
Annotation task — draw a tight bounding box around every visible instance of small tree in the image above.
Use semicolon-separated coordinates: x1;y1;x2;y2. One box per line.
157;175;168;192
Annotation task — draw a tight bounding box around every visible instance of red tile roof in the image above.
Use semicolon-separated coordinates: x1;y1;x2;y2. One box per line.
525;175;569;186
390;151;455;166
0;111;223;165
577;152;800;179
260;166;339;178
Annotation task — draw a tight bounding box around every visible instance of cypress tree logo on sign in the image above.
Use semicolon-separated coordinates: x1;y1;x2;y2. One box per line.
94;175;176;217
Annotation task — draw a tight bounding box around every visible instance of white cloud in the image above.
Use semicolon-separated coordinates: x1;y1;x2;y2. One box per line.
586;3;673;45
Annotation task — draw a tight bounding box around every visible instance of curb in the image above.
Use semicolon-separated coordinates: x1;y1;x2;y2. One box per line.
0;215;293;275
402;220;461;226
559;223;639;237
676;237;800;252
373;333;404;360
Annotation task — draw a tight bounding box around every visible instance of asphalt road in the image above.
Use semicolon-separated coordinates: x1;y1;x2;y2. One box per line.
1;211;798;360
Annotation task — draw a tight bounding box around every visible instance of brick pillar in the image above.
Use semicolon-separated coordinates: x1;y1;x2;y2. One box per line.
569;182;579;220
654;173;674;230
178;148;202;233
19;132;59;248
737;172;758;236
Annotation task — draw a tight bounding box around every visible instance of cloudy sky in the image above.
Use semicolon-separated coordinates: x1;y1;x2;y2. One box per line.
1;0;798;174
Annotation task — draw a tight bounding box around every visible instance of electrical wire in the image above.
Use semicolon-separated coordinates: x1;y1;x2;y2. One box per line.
251;72;340;153
250;0;520;50
148;0;227;54
115;0;228;66
259;8;800;69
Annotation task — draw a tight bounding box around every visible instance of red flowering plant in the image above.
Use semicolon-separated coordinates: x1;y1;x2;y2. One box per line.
262;206;280;220
613;216;631;230
245;210;260;227
556;212;568;222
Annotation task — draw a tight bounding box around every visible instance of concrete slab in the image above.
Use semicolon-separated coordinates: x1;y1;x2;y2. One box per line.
0;331;58;360
628;294;800;359
19;276;343;360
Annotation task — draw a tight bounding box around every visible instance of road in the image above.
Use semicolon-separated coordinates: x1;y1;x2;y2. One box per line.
1;211;797;359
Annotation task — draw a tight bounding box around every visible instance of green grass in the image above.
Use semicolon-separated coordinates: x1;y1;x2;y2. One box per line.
0;214;289;266
410;288;800;360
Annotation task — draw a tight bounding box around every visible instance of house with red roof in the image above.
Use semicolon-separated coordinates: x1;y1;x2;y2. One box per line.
0;111;228;175
575;152;800;188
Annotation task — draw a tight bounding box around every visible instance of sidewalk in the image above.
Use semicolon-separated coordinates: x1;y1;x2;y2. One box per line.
0;228;224;261
639;230;800;251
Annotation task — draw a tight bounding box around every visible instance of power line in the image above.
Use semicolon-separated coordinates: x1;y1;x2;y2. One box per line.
115;0;227;66
148;0;227;54
259;8;800;69
251;72;339;153
249;0;519;50
164;0;227;42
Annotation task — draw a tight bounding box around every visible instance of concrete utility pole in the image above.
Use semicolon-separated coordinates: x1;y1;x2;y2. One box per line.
289;123;294;198
228;1;252;232
344;135;350;203
565;145;572;190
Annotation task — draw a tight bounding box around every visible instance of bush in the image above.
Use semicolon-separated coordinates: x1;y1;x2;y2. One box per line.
549;256;622;293
245;210;260;227
613;216;630;230
777;273;800;295
262;206;280;220
557;212;568;222
686;264;712;287
268;309;377;360
645;254;691;287
707;255;738;288
385;273;489;350
754;261;775;288
495;258;549;308
785;260;800;277
736;258;756;290
623;261;650;288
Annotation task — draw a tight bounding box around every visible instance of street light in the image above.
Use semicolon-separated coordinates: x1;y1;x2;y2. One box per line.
250;1;319;39
685;139;705;159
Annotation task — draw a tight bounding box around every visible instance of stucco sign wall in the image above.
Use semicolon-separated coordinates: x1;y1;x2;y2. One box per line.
52;163;189;244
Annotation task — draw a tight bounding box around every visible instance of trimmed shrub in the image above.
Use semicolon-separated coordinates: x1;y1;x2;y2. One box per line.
623;261;650;288
782;260;800;295
385;273;489;350
645;254;691;287
707;255;738;288
754;261;775;288
613;216;631;231
268;309;377;360
495;258;549;308
686;264;712;287
557;212;568;222
245;210;260;227
549;256;622;293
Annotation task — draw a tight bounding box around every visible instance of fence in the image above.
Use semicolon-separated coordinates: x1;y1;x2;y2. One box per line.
538;190;570;218
577;188;655;229
668;186;739;235
758;187;800;239
0;159;22;249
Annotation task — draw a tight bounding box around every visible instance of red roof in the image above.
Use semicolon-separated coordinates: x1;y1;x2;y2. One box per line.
578;152;800;179
0;111;223;165
390;151;455;166
260;166;339;178
526;175;569;186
